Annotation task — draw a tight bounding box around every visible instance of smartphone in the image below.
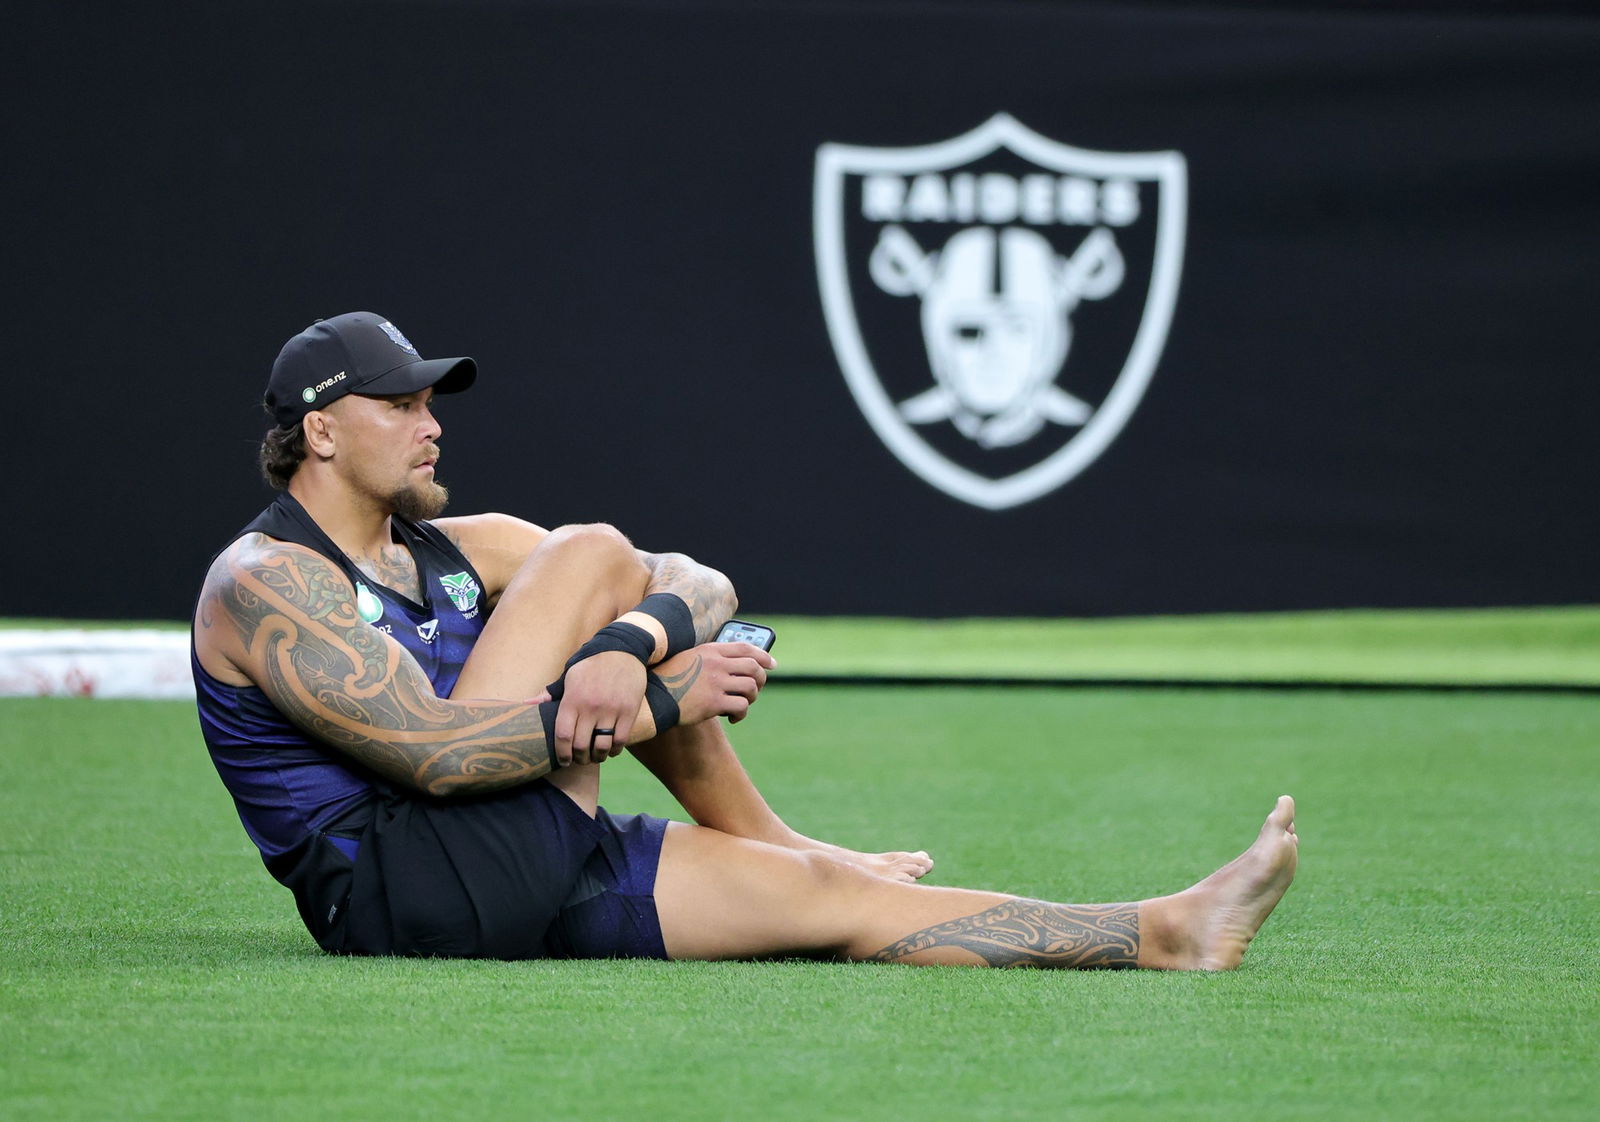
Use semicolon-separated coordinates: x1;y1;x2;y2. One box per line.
715;619;776;652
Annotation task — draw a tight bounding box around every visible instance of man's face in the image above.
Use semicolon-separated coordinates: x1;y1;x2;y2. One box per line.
322;388;449;520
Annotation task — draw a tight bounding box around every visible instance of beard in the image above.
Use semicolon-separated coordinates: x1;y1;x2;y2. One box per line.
389;478;449;521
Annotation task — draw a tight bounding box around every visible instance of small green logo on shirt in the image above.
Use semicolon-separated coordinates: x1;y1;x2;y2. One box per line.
438;572;482;613
354;582;384;624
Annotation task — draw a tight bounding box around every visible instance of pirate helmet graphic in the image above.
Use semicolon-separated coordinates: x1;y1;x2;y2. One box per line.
815;114;1186;510
870;224;1126;449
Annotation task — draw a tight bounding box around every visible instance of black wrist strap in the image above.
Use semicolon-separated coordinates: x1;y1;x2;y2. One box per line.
537;697;561;767
644;673;680;736
564;621;655;672
541;670;678;748
634;593;696;661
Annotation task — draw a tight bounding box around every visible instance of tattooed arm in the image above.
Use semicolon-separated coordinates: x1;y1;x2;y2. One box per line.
195;535;554;797
634;550;738;648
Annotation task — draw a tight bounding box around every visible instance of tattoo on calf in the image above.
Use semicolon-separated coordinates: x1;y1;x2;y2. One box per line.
212;540;552;796
869;900;1140;968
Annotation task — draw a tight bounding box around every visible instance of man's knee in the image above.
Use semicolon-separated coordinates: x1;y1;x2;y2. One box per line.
534;523;648;585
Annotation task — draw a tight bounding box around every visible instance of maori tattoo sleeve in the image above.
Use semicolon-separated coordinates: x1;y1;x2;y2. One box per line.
203;538;553;797
869;900;1140;969
639;552;737;644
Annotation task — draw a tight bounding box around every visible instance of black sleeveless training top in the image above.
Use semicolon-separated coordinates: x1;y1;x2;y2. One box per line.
192;492;490;865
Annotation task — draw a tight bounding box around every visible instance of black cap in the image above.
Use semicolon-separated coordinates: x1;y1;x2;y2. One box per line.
264;311;477;426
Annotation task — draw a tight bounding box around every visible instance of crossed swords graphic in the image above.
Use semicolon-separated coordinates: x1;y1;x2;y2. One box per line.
866;224;1125;446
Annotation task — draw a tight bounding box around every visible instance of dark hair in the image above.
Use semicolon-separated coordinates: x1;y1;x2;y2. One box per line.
259;422;307;490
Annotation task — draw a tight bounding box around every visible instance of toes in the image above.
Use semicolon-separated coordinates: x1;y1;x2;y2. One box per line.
895;851;934;879
872;851;934;882
1266;795;1295;831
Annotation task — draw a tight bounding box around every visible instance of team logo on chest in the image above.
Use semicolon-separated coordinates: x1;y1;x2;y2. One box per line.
438;572;482;617
814;114;1187;510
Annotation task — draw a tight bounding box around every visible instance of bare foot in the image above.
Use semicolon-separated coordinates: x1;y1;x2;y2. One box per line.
785;832;934;883
1142;795;1299;971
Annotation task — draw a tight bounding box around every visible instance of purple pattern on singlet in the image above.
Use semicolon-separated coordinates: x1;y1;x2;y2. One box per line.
193;654;373;858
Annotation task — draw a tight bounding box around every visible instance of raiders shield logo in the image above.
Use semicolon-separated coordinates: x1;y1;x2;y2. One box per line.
814;114;1187;510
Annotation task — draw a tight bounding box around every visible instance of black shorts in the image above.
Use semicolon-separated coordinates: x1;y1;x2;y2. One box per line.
283;780;670;960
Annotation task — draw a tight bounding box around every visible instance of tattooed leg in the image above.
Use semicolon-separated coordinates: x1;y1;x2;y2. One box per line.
869;901;1139;967
653;797;1298;970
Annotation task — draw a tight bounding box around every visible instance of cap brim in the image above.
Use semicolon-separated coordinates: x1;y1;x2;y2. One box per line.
357;356;477;397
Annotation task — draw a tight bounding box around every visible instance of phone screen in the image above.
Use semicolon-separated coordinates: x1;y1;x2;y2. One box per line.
716;620;776;651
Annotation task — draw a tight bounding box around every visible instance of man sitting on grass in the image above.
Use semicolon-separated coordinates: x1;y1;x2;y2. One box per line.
192;311;1297;966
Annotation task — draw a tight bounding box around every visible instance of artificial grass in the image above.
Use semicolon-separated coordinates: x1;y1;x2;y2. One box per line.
5;605;1599;686
2;686;1596;1120
763;606;1600;686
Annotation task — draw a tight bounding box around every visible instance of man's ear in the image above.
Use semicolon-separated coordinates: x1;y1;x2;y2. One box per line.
302;410;336;459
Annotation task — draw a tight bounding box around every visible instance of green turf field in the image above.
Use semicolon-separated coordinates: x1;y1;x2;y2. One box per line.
3;630;1597;1120
762;606;1600;686
10;605;1600;686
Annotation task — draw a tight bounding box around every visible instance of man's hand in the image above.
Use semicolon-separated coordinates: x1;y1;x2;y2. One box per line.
655;642;776;727
555;651;647;765
551;641;776;767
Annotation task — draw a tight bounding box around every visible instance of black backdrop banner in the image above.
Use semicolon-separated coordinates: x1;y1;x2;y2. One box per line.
7;1;1598;619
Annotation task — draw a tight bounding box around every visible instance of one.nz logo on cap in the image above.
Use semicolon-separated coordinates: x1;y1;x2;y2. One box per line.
814;114;1187;510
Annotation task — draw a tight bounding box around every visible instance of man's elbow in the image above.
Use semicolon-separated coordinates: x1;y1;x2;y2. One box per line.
700;566;738;635
713;568;738;618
